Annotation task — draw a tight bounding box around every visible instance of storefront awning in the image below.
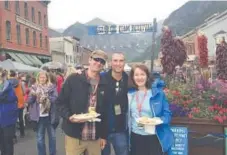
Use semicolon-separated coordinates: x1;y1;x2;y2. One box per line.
30;55;43;66
8;52;25;64
15;53;34;66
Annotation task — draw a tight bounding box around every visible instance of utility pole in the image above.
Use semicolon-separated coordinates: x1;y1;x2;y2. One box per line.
150;18;157;72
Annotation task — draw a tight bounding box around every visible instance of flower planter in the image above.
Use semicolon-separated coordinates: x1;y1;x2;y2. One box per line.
171;117;227;155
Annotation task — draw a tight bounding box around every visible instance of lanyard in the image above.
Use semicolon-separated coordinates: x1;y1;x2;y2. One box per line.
136;90;147;117
85;71;99;106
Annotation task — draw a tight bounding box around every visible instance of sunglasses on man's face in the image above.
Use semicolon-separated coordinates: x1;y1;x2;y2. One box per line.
92;57;106;65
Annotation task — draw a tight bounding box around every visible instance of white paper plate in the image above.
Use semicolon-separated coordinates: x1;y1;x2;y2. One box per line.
136;117;163;126
73;113;100;121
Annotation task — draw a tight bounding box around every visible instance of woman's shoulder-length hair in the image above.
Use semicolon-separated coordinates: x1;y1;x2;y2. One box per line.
128;64;153;90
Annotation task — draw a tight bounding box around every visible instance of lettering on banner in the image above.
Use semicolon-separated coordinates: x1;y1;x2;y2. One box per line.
89;23;155;35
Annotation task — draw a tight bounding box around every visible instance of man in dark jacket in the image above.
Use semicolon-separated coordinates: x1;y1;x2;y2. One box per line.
56;50;109;155
102;52;129;155
0;68;18;155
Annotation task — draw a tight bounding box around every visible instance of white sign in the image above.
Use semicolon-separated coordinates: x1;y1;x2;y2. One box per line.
16;15;42;31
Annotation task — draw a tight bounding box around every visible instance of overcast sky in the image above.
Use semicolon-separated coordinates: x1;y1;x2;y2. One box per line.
48;0;189;29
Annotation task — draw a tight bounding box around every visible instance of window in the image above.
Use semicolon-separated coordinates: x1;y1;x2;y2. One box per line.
16;25;21;44
6;21;11;41
45;36;48;48
40;33;42;47
33;31;36;47
44;15;47;27
15;1;20;14
24;2;28;19
5;1;10;10
25;28;29;45
38;12;42;25
31;7;35;22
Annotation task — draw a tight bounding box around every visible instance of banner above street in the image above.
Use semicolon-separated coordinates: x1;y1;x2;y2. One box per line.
88;22;157;35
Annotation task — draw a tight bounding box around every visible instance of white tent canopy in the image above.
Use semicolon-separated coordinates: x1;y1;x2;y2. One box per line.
0;59;41;72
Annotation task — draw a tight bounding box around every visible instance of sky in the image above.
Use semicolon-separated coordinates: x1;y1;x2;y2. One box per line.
48;0;189;30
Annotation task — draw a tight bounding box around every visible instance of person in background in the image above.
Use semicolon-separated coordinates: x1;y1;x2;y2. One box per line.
102;52;129;155
56;68;64;94
48;71;57;86
27;71;59;155
8;70;25;139
75;64;84;72
0;67;18;155
56;50;109;155
64;66;77;79
128;65;174;155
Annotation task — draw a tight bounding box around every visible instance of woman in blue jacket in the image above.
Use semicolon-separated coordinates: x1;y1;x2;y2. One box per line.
128;65;174;155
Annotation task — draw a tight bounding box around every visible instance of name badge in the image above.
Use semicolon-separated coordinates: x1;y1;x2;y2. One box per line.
114;104;122;115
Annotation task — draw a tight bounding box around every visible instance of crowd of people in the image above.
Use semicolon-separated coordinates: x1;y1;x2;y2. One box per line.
0;49;174;155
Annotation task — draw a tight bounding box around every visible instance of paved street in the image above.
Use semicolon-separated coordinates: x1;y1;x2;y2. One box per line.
14;127;65;155
14;126;115;155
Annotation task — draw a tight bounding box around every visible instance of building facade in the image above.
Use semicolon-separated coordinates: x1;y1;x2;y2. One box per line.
50;36;93;66
0;1;51;66
50;36;81;65
181;9;227;59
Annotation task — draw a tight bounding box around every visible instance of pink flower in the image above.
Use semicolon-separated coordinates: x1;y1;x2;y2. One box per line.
188;113;193;119
208;106;214;112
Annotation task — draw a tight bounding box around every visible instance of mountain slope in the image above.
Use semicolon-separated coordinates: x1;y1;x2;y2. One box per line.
62;18;162;61
163;1;227;36
48;28;62;37
85;17;113;25
134;1;227;62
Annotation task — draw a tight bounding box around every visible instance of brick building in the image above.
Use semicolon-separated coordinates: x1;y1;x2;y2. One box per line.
0;1;51;67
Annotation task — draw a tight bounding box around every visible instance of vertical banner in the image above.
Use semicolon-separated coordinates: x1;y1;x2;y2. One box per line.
171;126;188;155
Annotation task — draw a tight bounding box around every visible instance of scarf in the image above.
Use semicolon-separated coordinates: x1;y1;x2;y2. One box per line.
35;84;51;115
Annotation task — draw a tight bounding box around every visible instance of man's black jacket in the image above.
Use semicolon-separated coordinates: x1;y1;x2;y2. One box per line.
104;70;128;133
56;72;108;140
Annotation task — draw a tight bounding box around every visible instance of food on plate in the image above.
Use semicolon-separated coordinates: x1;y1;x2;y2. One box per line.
137;117;160;125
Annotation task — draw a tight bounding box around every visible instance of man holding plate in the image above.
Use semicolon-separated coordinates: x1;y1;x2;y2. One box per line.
56;50;109;155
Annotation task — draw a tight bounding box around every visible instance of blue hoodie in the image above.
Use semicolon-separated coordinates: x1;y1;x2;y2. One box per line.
128;78;174;153
0;80;18;127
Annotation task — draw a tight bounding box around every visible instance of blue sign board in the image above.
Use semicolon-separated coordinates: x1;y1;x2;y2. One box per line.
88;23;156;35
171;126;188;155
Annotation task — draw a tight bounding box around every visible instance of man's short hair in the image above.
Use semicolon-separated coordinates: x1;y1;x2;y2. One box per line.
111;52;125;60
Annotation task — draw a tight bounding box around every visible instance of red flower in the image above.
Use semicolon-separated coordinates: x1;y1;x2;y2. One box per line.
219;111;224;115
188;113;193;119
218;117;224;123
208;106;214;112
192;107;200;113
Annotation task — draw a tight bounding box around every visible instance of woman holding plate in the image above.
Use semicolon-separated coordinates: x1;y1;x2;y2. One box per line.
128;65;174;155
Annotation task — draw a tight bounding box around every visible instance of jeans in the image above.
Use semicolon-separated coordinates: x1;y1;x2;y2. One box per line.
102;132;128;155
0;125;15;155
36;117;56;155
17;108;25;136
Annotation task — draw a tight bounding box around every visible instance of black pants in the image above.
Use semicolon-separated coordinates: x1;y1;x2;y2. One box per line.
130;132;164;155
18;108;25;136
0;125;15;155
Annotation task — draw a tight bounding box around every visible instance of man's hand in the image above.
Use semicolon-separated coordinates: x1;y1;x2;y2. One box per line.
68;115;87;123
100;139;106;150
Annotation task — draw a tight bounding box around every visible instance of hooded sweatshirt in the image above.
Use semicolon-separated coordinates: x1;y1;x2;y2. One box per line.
8;77;25;109
0;80;18;127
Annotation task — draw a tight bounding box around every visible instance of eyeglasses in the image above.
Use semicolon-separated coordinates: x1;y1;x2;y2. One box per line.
92;57;106;65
